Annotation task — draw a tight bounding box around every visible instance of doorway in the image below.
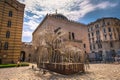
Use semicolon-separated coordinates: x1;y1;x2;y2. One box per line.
20;51;26;62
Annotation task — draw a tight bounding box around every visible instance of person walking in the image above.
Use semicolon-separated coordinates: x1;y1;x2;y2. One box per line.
16;60;20;67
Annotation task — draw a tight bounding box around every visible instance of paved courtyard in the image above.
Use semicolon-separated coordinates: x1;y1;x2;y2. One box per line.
0;63;120;80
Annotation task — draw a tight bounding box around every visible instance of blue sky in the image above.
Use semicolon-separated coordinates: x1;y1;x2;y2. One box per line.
18;0;120;42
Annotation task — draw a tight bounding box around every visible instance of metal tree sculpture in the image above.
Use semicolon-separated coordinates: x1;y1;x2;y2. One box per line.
34;27;86;75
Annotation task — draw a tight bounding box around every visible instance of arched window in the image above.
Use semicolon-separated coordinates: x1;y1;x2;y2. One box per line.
29;53;31;57
7;21;11;27
83;44;86;48
9;11;12;17
69;32;75;40
6;31;10;38
108;27;111;32
4;42;9;50
72;32;75;40
69;32;71;40
109;34;112;40
103;28;106;33
0;41;2;50
110;42;113;48
54;27;61;33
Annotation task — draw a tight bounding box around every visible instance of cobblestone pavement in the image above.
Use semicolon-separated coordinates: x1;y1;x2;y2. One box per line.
0;63;120;80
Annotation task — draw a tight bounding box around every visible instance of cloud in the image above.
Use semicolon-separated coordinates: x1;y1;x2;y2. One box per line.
22;30;32;42
18;0;117;20
24;20;38;30
97;1;117;9
22;30;32;37
17;0;118;42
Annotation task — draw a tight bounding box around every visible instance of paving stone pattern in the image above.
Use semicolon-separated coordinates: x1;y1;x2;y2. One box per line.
0;63;120;80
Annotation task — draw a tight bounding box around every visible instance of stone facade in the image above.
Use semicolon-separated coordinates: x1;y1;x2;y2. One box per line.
32;14;90;55
0;0;25;64
88;18;120;61
21;42;35;62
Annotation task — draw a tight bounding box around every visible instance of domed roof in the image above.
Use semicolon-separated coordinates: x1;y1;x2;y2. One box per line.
53;14;68;20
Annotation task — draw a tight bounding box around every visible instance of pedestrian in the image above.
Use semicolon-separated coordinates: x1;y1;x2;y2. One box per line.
32;65;34;69
114;55;118;64
16;60;20;67
84;53;90;70
118;55;120;63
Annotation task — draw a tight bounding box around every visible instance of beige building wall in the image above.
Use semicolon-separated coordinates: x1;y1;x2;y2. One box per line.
21;42;35;62
0;0;25;64
88;18;120;58
33;14;90;54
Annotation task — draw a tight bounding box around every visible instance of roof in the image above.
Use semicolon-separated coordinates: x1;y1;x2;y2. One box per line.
32;13;86;35
51;14;68;20
88;17;120;26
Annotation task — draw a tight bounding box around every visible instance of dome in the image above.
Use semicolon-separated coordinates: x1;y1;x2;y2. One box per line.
53;14;68;20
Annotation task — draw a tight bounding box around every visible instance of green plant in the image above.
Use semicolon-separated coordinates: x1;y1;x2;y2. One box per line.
0;62;29;68
0;64;16;68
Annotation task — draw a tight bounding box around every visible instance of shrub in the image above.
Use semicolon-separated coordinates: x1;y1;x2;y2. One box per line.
0;64;16;68
0;62;29;68
20;62;29;66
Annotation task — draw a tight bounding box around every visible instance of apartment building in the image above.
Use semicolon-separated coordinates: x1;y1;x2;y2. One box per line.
88;18;120;61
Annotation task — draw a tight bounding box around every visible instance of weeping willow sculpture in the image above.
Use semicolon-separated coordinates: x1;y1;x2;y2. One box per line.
34;27;86;75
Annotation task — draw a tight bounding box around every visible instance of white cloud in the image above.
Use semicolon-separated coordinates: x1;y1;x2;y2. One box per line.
97;1;117;9
18;0;117;20
22;30;31;37
17;0;118;42
22;20;39;42
24;20;39;30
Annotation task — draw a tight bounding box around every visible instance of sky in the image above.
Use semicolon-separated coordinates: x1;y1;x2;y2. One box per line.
17;0;120;42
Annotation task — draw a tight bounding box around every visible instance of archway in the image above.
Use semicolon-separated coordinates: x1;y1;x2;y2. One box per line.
20;51;26;62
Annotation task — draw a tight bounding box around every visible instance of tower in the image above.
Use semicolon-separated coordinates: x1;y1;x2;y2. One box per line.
0;0;25;64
